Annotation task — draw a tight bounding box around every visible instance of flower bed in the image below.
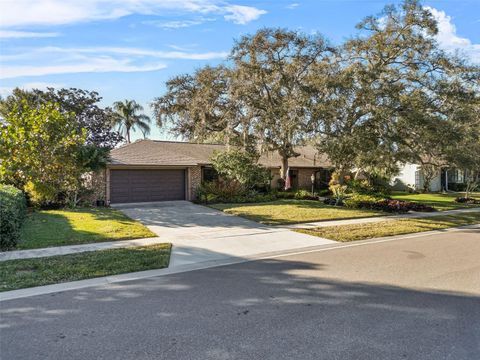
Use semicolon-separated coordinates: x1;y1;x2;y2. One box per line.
325;194;435;213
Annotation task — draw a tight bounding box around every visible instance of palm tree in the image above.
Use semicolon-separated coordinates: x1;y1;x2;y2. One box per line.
112;100;151;143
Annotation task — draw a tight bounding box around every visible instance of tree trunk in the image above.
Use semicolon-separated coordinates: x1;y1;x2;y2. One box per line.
337;169;347;185
126;126;131;143
422;172;432;193
281;156;289;180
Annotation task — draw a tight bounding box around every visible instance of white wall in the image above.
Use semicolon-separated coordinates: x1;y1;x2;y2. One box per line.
393;163;442;192
392;163;418;190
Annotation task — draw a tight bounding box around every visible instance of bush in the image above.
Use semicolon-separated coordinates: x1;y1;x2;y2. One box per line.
323;197;340;206
344;194;382;209
346;177;392;196
294;189;318;200
317;189;331;197
195;180;246;204
196;182;278;204
449;183;467;192
346;179;374;194
455;197;480;204
24;181;59;207
229;192;277;203
211;150;271;190
274;191;296;199
343;194;436;213
0;184;27;250
330;184;348;205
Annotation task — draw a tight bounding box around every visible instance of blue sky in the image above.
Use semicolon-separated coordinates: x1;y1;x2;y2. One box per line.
1;0;479;141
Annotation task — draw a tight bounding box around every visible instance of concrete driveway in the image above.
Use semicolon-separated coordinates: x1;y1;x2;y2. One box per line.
2;230;479;360
113;201;335;267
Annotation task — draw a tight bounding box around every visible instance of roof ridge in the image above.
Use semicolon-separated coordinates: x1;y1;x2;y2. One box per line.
151;139;226;146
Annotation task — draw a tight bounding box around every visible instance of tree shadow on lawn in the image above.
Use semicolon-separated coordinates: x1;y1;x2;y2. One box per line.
1;258;479;359
17;208;153;250
219;200;385;225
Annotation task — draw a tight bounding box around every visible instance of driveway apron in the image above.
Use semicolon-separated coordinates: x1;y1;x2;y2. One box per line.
113;201;336;267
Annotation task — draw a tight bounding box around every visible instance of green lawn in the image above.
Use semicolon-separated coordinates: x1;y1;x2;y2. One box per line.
0;244;171;292
18;207;156;250
391;192;480;211
297;212;480;242
210;199;384;225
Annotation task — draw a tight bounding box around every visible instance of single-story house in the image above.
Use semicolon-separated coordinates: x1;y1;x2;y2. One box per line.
100;140;333;204
392;163;469;192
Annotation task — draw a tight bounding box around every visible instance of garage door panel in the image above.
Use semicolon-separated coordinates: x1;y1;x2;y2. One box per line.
110;169;186;203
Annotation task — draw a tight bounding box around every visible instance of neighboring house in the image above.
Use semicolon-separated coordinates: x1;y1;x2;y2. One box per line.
100;140;332;204
392;163;468;192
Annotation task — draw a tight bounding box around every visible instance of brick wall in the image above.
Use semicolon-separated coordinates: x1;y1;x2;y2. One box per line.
188;165;202;200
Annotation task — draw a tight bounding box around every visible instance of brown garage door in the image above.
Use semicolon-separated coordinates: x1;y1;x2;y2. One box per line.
110;169;186;203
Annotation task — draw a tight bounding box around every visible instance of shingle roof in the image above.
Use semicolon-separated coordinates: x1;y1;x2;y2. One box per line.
109;139;331;168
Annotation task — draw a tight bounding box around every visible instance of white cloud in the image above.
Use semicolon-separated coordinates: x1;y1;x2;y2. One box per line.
425;6;480;62
2;46;228;61
0;46;227;79
0;0;266;27
0;30;59;38
145;19;204;29
0;59;167;79
223;5;267;24
143;17;215;29
286;3;300;10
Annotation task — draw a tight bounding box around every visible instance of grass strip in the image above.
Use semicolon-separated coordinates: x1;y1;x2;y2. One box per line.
0;243;171;292
19;207;156;249
391;192;480;211
296;212;480;242
210;199;383;225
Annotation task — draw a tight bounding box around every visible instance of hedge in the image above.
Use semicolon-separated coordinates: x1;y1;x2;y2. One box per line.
0;184;27;250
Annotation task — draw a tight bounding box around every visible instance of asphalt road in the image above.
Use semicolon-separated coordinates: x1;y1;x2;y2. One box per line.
1;229;479;360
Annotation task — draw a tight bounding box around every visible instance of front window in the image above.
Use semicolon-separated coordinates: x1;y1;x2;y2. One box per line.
315;168;332;189
202;167;219;182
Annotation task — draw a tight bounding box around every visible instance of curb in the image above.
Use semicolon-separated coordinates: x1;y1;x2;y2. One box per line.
1;223;478;302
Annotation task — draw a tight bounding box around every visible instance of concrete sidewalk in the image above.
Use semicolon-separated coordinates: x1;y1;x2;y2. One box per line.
283;207;480;229
0;236;166;262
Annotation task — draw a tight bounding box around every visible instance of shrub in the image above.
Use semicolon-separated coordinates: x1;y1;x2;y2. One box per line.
211;150;271;190
344;194;382;209
344;194;435;213
274;191;296;199
346;177;392;196
455;197;480;204
346;179;374;194
0;184;27;250
229;192;277;203
449;183;467;192
24;181;59;207
195;180;246;204
323;197;339;206
294;189;318;200
316;189;331;197
330;184;348;205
